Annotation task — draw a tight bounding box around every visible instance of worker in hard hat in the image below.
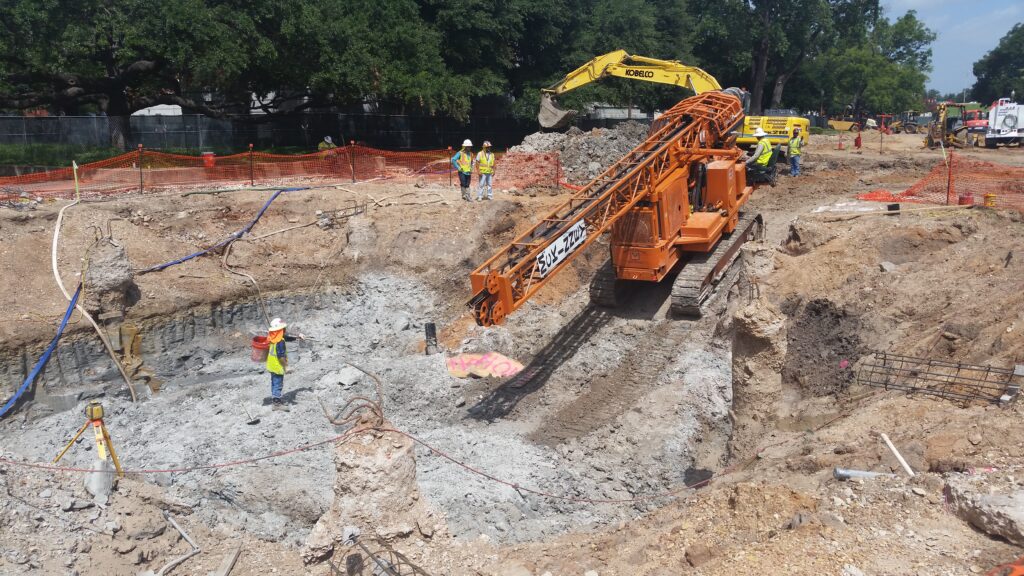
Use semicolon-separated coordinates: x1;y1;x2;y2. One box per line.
476;141;496;201
318;136;338;152
266;317;306;411
745;128;772;167
451;139;474;201
744;127;774;183
787;127;804;177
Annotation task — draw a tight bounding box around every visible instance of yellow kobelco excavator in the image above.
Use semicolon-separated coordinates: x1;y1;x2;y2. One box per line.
539;50;808;146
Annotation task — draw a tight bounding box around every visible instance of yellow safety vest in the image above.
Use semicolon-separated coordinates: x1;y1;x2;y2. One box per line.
266;338;285;375
788;136;802;156
476;151;495;174
456;150;472;173
755;140;772;166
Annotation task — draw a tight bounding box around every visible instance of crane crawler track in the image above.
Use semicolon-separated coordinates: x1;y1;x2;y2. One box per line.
670;212;763;316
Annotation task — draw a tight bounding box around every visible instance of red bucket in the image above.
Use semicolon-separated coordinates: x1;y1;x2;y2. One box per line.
202;151;216;168
957;194;974;206
251;336;269;362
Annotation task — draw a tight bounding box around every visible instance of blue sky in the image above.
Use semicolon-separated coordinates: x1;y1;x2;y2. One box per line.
880;0;1023;94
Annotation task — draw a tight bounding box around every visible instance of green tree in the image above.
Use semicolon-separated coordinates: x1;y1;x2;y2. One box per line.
808;9;933;114
0;0;479;123
972;23;1024;104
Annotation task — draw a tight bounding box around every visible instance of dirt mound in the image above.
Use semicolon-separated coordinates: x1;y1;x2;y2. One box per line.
781;219;838;255
510;121;649;185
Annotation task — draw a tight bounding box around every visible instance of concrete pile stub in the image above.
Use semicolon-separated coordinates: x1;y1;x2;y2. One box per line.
302;421;440;564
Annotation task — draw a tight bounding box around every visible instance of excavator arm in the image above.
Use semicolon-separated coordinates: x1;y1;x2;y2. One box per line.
539;50;724;129
471;91;746;326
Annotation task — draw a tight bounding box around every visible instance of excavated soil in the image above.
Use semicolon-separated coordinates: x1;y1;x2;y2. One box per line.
3;132;1024;575
781;298;862;396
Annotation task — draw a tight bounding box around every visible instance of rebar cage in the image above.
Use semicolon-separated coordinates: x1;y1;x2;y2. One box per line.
856;352;1023;405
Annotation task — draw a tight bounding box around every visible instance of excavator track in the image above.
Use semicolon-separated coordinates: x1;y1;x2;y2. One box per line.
589;259;623;308
670;212;763;316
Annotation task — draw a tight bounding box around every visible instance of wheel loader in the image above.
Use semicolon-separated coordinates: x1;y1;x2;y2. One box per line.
926;102;970;148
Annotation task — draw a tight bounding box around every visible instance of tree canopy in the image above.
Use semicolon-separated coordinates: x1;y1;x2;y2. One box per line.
0;0;942;119
972;23;1024;105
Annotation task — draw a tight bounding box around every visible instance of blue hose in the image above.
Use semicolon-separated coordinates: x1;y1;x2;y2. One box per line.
0;284;82;419
1;187;310;418
141;186;308;273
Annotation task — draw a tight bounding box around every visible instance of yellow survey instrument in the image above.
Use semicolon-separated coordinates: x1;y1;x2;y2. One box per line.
54;400;124;477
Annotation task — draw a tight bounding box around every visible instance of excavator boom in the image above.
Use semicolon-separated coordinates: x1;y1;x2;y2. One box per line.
471;91;747;326
539;50;723;129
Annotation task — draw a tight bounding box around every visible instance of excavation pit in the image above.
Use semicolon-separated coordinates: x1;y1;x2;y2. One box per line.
0;272;737;546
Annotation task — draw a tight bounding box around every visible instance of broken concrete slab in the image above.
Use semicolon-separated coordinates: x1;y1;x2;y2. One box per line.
946;476;1024;544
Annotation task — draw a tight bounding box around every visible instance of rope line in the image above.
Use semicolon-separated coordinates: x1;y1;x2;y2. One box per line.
0;424;725;505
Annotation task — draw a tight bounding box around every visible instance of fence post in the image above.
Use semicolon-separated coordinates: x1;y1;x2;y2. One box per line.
555;152;561;188
946;148;955;205
137;144;144;194
447;146;452;187
248;143;254;186
349;140;356;183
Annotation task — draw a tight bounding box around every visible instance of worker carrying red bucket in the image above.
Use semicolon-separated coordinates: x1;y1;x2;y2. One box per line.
252;318;306;411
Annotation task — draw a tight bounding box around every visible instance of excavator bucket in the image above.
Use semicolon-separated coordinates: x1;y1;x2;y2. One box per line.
538;94;577;130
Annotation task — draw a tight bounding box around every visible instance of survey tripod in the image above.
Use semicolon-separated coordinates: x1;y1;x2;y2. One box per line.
53;400;124;477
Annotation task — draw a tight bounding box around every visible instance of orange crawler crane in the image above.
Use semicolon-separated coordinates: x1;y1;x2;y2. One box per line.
468;90;765;327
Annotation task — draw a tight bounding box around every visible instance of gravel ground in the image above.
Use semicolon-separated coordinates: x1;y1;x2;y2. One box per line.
1;271;736;545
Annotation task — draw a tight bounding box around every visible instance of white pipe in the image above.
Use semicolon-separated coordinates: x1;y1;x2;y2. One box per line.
880;433;915;477
51;163;137;401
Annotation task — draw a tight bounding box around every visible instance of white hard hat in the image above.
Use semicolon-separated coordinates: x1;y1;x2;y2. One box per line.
462;139;473;147
269;318;287;331
482;140;492;147
753;127;767;138
324;136;333;144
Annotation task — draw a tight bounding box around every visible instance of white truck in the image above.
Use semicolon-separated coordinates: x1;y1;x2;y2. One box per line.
985;97;1022;148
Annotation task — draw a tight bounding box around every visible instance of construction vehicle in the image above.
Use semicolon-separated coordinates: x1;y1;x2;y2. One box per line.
984;97;1022;148
828;117;861;131
889;110;926;134
469;90;764;327
926;102;970;148
538;50;807;147
986;555;1024;576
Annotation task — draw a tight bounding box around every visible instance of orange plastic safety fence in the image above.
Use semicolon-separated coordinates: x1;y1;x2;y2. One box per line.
0;145;454;202
0;146;579;203
859;155;1024;212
